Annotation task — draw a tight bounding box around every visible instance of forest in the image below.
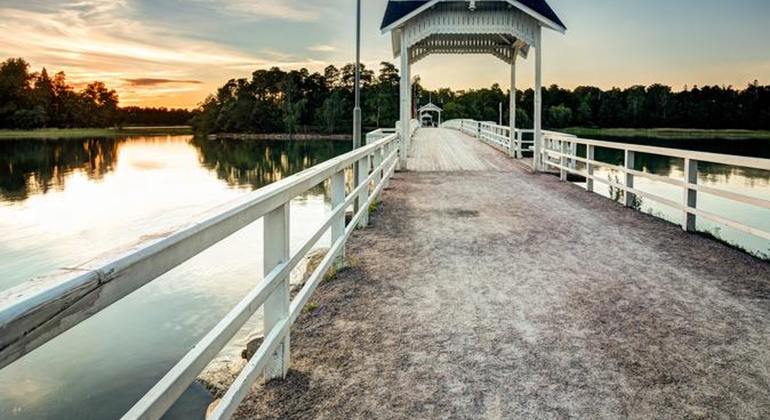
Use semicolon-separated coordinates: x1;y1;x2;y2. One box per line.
3;56;770;133
194;63;770;134
0;58;195;129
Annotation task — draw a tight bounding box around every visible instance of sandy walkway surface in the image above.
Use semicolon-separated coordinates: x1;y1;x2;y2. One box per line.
235;133;770;419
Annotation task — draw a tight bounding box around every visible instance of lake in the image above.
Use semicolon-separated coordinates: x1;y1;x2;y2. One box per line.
0;135;351;419
0;133;768;419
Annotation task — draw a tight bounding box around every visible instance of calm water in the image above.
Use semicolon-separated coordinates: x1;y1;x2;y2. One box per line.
0;135;350;419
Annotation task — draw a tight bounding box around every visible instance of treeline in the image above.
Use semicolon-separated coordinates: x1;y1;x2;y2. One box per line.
198;62;770;133
194;63;399;134
435;82;770;130
0;58;195;129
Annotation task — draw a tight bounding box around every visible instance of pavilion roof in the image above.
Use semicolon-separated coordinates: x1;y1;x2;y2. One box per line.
381;0;566;33
418;102;443;113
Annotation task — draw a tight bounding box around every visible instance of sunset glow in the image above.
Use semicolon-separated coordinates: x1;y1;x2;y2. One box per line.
1;0;768;108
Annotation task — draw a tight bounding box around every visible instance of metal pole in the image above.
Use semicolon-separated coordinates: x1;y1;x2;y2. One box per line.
353;0;362;213
353;0;361;150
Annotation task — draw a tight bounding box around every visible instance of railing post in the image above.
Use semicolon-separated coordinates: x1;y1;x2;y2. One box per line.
624;150;636;207
331;170;346;269
263;203;290;380
373;146;383;202
683;158;698;231
586;145;595;192
357;154;370;228
560;140;568;181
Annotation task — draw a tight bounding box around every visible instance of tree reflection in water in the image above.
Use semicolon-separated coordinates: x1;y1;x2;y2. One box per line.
0;136;354;202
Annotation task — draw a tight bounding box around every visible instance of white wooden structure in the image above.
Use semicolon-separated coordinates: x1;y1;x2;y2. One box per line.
381;0;566;170
418;102;443;126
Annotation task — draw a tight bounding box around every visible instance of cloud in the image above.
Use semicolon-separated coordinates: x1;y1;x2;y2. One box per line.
123;78;203;87
0;1;330;107
308;44;337;53
190;0;333;22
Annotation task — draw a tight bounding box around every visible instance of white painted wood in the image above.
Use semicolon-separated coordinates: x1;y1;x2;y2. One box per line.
586;145;595;192
399;30;409;169
331;170;346;269
358;156;371;228
683;158;698;232
624;150;636;207
263;203;290;380
533;26;543;171
509;49;518;158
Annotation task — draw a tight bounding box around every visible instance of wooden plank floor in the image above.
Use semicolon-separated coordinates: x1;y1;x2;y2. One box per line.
406;128;512;171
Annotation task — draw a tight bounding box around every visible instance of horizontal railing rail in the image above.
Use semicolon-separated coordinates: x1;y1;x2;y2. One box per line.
541;133;770;241
0;130;402;419
441;118;572;159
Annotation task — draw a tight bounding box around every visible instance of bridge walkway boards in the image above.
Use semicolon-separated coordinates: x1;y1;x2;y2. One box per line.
235;128;770;419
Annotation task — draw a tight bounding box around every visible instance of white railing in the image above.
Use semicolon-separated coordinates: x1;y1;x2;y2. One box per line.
0;130;402;419
541;132;770;240
441;119;566;159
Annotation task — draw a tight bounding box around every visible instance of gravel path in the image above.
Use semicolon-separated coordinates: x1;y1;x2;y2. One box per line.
235;134;770;419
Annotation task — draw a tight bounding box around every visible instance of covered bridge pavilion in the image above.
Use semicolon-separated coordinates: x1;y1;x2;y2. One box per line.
382;0;567;170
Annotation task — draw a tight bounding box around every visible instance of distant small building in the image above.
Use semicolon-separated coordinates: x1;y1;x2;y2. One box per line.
418;102;443;127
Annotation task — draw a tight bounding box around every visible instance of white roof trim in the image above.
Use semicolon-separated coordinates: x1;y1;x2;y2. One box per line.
381;0;566;35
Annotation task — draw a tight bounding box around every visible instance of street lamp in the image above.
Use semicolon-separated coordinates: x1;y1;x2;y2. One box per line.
353;0;362;150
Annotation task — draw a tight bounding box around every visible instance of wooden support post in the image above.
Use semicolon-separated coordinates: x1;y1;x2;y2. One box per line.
399;33;409;170
263;203;290;380
624;150;636;207
560;141;568;181
357;155;370;228
533;26;543;171
683;158;698;231
586;145;595;192
373;146;383;202
330;170;345;269
510;48;518;158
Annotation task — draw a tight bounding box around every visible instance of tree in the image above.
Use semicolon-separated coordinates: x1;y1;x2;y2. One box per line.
547;104;573;128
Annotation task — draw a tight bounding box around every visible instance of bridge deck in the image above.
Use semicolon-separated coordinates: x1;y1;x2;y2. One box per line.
236;128;770;419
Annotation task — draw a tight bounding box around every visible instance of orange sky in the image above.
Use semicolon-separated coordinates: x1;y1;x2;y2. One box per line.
1;0;768;109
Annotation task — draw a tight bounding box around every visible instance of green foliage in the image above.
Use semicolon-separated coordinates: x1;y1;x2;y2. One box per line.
547;104;573;128
0;57;194;129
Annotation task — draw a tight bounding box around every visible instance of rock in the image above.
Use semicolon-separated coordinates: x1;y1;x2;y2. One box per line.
196;357;247;399
206;399;221;419
241;334;265;360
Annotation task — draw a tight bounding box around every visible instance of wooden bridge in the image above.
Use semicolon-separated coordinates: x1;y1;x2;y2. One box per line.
0;122;769;419
235;125;770;418
1;1;770;418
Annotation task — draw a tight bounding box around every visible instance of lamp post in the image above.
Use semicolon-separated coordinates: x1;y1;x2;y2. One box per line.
352;0;362;214
353;0;362;151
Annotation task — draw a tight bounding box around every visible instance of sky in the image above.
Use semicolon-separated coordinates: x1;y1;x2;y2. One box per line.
1;0;769;108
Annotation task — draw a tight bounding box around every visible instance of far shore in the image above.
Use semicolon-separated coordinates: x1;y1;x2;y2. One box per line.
208;132;353;141
562;127;770;140
0;126;193;140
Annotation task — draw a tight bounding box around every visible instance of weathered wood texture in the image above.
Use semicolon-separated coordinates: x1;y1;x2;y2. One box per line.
407;128;512;172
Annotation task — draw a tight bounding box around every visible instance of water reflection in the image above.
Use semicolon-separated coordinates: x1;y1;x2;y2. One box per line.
0;137;352;202
0;139;120;201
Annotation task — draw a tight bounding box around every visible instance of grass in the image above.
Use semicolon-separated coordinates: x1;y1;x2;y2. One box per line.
562;127;770;140
0;126;193;139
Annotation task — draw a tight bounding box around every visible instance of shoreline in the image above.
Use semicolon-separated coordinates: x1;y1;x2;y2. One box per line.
208;133;352;141
0;126;192;139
